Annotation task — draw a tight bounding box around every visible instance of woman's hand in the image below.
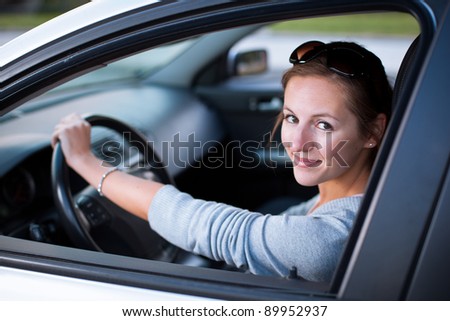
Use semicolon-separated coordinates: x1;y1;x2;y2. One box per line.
51;113;94;169
51;113;164;221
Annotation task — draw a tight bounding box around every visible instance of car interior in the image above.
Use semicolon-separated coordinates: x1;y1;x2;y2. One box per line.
0;10;421;287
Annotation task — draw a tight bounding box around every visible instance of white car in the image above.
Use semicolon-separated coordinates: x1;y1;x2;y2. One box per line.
0;0;449;303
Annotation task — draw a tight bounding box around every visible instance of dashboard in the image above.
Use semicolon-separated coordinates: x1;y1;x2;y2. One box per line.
0;83;226;246
0;146;60;242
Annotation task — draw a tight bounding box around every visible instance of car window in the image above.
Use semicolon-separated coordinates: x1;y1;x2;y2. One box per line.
230;12;419;84
47;39;197;92
12;38;198;114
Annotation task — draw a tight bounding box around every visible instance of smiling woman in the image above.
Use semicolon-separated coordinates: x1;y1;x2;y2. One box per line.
279;40;390;200
50;38;392;282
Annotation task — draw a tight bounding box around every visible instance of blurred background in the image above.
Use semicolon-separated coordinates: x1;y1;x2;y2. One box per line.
0;1;419;81
0;0;88;45
0;0;88;30
0;0;419;34
0;0;87;13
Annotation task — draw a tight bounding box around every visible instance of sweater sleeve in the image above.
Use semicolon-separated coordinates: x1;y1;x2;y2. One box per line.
148;185;360;282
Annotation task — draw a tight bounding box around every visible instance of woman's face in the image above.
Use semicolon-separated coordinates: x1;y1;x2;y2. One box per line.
281;75;373;187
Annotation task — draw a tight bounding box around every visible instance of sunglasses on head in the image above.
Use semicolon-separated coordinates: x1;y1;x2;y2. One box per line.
289;40;370;78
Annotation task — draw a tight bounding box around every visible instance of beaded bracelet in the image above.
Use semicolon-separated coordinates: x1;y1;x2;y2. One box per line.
97;167;119;197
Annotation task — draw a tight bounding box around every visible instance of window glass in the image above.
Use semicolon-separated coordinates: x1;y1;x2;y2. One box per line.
231;12;419;83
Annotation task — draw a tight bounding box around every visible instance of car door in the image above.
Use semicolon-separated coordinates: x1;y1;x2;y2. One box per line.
336;0;450;299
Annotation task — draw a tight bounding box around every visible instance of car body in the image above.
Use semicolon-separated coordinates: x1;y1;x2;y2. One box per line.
0;0;449;301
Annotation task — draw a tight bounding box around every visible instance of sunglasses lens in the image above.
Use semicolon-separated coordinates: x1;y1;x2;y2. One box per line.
289;42;367;78
289;41;324;63
327;48;366;77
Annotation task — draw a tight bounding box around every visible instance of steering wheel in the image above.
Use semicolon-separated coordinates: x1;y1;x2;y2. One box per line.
51;114;177;261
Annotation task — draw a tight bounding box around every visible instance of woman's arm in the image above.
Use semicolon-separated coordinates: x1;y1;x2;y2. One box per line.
51;113;163;221
149;185;358;282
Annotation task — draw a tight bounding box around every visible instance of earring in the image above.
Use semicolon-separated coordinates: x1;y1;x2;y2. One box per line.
369;143;374;147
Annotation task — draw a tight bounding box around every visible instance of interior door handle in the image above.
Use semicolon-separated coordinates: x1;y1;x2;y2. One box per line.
249;96;283;112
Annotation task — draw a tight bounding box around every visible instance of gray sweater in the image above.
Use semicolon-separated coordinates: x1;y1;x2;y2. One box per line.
148;185;362;282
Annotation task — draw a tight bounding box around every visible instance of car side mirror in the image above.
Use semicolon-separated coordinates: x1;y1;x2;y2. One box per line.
229;49;268;76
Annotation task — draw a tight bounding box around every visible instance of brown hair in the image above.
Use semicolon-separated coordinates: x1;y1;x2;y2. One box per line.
273;41;392;164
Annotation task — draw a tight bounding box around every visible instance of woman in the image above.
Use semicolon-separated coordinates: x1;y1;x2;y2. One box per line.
52;41;392;282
